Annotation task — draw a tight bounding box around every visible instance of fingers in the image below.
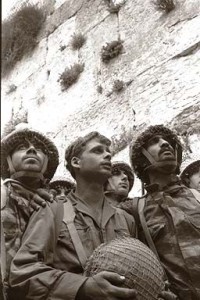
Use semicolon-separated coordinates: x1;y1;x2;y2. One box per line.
94;272;137;299
30;199;40;211
159;291;178;300
101;271;126;285
36;188;53;202
32;194;46;208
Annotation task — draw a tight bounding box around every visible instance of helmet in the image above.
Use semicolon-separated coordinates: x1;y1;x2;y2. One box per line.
111;161;134;191
180;160;200;187
49;176;75;191
1;126;59;181
84;237;165;300
130;125;182;183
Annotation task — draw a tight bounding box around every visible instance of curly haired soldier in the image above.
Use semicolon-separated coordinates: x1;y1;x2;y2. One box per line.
1;124;59;298
129;124;200;300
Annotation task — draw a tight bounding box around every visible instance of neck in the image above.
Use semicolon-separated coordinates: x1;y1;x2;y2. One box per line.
105;192;124;207
75;176;105;208
148;170;176;188
15;176;42;190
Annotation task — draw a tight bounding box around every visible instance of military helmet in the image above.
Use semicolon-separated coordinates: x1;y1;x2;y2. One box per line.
130;125;182;183
49;176;75;190
180;160;200;187
1;125;59;181
111;161;134;191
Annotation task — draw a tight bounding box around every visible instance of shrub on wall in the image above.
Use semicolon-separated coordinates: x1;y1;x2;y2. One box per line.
59;63;84;91
2;4;45;77
153;0;175;13
112;80;125;93
101;40;123;63
71;33;86;50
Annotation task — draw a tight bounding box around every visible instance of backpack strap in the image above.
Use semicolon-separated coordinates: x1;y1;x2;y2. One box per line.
62;200;87;269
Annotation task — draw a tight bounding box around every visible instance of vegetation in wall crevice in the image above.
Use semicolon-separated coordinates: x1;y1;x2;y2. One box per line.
101;40;124;63
2;4;45;77
71;33;86;50
59;63;84;91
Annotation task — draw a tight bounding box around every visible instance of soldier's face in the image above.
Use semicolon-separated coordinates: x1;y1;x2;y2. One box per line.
189;168;200;191
77;138;112;179
145;135;176;162
11;140;47;173
106;168;130;197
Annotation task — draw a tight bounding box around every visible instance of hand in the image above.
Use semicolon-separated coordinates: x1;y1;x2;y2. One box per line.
77;271;137;300
30;189;54;211
158;290;178;300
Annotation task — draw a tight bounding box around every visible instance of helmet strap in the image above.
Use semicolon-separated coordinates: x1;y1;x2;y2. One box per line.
7;155;49;183
142;147;178;174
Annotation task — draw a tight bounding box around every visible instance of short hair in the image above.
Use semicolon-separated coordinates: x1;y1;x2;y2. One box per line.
65;131;111;178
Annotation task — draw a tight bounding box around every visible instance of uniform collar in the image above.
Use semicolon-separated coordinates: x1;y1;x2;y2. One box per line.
67;191;116;227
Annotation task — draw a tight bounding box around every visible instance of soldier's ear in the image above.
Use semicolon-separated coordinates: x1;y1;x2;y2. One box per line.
71;157;80;169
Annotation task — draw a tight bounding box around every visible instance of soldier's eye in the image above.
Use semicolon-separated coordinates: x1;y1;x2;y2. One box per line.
15;143;27;151
112;168;120;176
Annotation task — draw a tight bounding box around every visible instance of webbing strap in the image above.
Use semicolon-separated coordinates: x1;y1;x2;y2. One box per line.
63;200;87;269
138;197;168;282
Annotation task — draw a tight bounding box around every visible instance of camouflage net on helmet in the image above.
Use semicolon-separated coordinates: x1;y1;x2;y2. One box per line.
130;125;182;183
1;129;59;180
84;237;165;300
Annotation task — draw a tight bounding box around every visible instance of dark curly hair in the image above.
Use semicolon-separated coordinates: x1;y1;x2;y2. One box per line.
65;131;111;178
180;160;200;187
130;125;182;184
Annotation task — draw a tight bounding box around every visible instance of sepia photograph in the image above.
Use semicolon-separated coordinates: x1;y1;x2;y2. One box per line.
1;0;200;299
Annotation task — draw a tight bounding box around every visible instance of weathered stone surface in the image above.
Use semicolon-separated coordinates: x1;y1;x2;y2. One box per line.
2;0;199;195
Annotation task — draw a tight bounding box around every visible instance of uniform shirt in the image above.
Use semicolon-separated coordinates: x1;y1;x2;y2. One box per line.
9;191;136;300
1;181;33;282
143;180;200;300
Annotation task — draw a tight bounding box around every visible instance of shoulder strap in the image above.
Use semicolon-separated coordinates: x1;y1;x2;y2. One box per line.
63;200;87;268
138;197;168;282
131;197;140;225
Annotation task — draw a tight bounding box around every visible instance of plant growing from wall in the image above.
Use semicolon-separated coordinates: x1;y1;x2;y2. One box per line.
105;0;125;13
97;85;103;94
153;0;175;13
6;84;17;95
101;40;123;63
59;63;84;91
112;80;125;93
71;33;86;50
2;4;45;77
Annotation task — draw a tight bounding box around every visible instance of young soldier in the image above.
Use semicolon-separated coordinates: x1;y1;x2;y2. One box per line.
1;124;59;299
130;125;200;300
104;161;134;207
180;160;200;193
9;132;137;300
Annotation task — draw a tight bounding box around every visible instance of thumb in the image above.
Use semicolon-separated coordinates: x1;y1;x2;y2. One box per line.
101;271;126;285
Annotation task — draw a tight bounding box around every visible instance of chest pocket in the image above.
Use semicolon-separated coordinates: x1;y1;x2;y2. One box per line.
114;210;131;238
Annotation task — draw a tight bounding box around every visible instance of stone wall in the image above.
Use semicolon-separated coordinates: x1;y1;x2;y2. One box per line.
2;0;200;195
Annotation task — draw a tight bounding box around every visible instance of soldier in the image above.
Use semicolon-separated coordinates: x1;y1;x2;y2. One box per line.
104;161;134;207
9;131;137;300
49;176;75;201
180;160;200;193
1;124;59;298
129;124;200;300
